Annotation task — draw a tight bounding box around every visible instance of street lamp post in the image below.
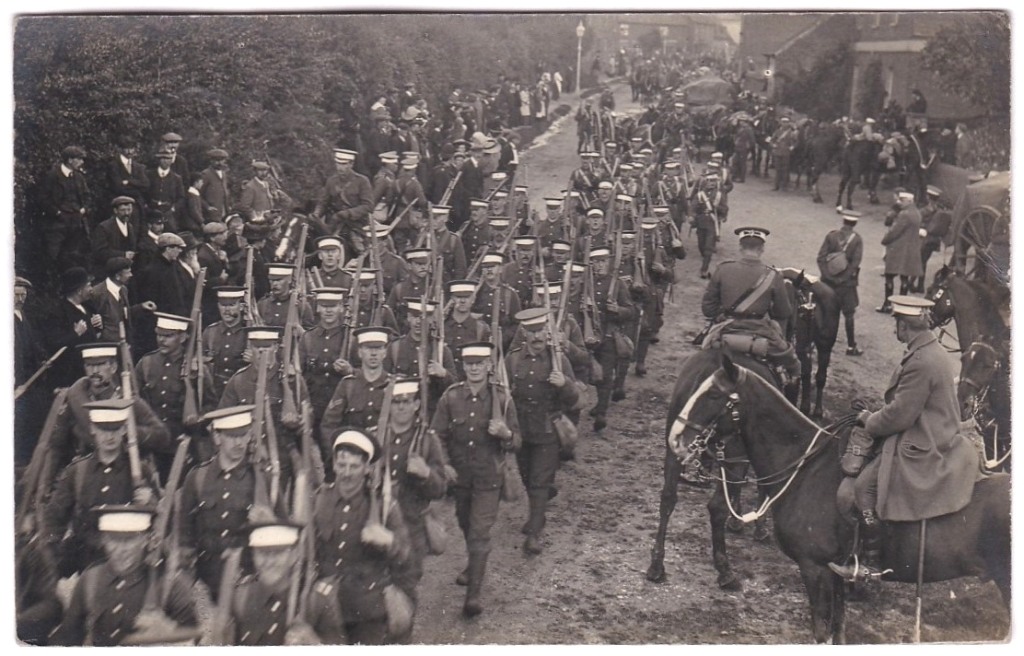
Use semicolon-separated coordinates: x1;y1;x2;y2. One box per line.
575;20;585;94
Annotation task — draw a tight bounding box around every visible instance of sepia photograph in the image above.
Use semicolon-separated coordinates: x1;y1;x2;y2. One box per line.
6;5;1014;646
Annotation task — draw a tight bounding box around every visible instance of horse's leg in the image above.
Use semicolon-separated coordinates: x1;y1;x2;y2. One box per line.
646;448;679;583
845;175;858;211
812;341;833;420
835;172;848;209
830;571;847;644
752;485;771;542
710;477;743;591
798;562;837;644
798;341;813;416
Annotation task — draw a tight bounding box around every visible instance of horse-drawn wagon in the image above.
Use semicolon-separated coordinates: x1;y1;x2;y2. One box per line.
930;166;1010;282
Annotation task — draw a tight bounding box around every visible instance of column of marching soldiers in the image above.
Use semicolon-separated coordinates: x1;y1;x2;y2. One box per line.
15;108;740;645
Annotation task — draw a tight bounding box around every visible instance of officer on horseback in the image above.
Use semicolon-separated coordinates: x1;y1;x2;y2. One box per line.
830;295;979;582
699;227;801;390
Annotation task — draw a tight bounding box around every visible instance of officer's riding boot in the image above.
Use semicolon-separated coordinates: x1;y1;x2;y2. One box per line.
829;509;885;581
635;338;650;376
463;549;490;617
876;276;895;313
700;252;712;278
845;316;863;356
523;490;548;555
612;358;629;400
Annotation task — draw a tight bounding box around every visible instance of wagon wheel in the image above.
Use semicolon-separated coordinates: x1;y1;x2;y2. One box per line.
953;204;1000;280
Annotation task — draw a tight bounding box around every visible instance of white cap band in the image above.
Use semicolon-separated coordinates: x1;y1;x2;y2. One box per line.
250;525;300;548
99;511;152;533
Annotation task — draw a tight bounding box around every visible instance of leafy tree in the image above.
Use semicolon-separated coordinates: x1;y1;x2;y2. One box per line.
855;59;885;121
920;12;1010;115
781;44;852;121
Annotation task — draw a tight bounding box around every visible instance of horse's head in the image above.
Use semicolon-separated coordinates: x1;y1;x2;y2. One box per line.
666;355;745;462
925;264;955;328
958;338;1003;419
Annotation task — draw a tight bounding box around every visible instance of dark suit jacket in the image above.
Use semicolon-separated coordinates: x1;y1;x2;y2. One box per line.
105;156;149;215
90;217;138;274
199;168;230;222
147;168;186;230
39;164;90;223
85;281;149;344
41;298;100;389
170;153;191;187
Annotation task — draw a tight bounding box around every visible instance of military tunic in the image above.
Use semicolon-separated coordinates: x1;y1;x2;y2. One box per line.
319;370;394;451
202;321;248;400
135;349;214;442
444;314;492;378
228;575;346;645
299;323;348;426
471;282;521;349
257;294;316;329
460;222;492;265
314;171;373;237
385;276;430;334
49;562;197;646
383;333;458;414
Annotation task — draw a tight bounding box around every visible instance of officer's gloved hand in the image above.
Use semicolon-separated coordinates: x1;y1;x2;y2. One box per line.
133;486;156;506
856;410;872;427
284;621;321;645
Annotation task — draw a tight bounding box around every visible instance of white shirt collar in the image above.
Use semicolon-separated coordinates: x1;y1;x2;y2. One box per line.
158;167;169;178
14;309;23;321
119;153;132;169
60;163;74;177
115;217;129;238
105;277;123;298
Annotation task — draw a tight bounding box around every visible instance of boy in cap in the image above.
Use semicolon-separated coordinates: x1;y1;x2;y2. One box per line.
444;280;492;378
224;518;345;645
90;196;139;275
43;398;158;578
701;228;801;386
383;299;458;413
257;263;315;329
312;427;412;644
238;159;292;221
817;210;865;355
199;148;231;222
49;505;197;646
179;405;267;601
429;342;520;617
319;327;395;450
148;147;186;233
312;148;373;243
829;295;977;582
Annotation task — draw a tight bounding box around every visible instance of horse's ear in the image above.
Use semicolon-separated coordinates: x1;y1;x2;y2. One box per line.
721;354;740;382
796;269;806;287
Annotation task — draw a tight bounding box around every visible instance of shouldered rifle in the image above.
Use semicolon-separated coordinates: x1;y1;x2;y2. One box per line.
367;217;386;326
340;254;365;359
281;224;309;427
538;250;562;376
244;246;264;326
287;406;319;627
210;547;243;645
250;348;272;488
581;236;601;343
439;169;463;207
16;387;70;535
148;436;191;608
370;380;396;528
182;268;208;426
118;321;145;491
14;346;68;400
432;255;445;364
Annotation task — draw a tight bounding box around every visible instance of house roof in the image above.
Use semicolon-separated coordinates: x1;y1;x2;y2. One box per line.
738;13;827;59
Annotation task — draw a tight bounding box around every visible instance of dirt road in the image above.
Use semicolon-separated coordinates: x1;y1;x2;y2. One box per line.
410;82;1010;645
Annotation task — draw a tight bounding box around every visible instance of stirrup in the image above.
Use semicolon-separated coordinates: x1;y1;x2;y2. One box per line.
827;555;892;582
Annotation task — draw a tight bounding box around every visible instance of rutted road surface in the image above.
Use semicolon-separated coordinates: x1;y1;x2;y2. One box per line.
411;83;1010;645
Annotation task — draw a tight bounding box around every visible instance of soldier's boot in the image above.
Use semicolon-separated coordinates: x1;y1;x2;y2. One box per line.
522;490;548;554
462;550;490;618
612;359;629;400
635;339;650;376
593;384;610;430
828;510;889;582
700;252;713;278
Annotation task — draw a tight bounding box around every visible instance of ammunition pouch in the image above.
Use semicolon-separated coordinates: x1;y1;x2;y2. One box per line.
717;333;769;358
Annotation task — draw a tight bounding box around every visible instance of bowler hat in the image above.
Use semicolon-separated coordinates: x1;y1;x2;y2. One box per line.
60;266;90;295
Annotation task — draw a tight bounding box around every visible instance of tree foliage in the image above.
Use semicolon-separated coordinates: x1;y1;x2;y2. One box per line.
781;44;852;121
920;12;1010;115
13;14;580;241
855;59;886;121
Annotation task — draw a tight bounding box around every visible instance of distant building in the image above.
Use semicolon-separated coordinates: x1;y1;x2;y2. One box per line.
586;13;735;62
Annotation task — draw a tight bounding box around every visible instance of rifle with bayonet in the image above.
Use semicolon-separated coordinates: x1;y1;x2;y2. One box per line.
118;321;146;492
280;223;308;430
244;246;264;326
182;268;208;427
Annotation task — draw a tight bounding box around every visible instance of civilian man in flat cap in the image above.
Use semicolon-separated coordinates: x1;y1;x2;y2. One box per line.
701;227;801;389
197;222;231;321
40;267;102;389
133;231;191;354
237;159;292;221
313;148;373;245
90;196;139;276
49;505;197;646
147;147;186;233
85;256;156;344
39;145;91;265
199;148;231;223
105;134;149;224
159;131;191;183
42;398;158;578
829;295;978;582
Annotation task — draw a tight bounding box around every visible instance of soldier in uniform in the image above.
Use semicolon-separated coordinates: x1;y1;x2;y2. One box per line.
224;520;345;645
690;167;724;278
47;342;173;475
701;227;801;386
426;205;468;283
393;159;428;222
444;280;492;378
817;211;865;356
383;298;458;413
659;161;690;231
428;342;520;617
308;235;348;289
588;246;636;431
300;288;351;442
634;216;677;374
347;269;399;343
49;505;198;646
257;263;315;329
313;148;373;246
386;248;432;333
43;398;157;578
370;151;400;211
179;404;266;601
484;216;512;252
533;198;569;251
381;378;449;635
459;199;493;264
707;155;733;223
575;207;611;254
912;185;951;293
472;252;521;349
506;308;579;554
502;236;538;309
135;312;213;468
219;326;311;491
770;116;797;191
312;428;412;644
733;117;755;183
319;327;394;451
202;286;249;401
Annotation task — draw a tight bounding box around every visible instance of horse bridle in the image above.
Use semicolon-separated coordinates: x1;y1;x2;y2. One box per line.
960;340;1001;393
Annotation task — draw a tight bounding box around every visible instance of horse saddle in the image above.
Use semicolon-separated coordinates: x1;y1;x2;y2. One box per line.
702;320;770;358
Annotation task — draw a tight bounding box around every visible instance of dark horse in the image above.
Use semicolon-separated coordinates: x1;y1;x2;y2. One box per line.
925;264;1007;352
669;356;1011;643
796;122;845;204
646;349;774;592
834;137;879;211
780;269;841;419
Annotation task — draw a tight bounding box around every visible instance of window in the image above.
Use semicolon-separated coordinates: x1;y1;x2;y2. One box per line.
873;13;881;28
889;13;900;27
